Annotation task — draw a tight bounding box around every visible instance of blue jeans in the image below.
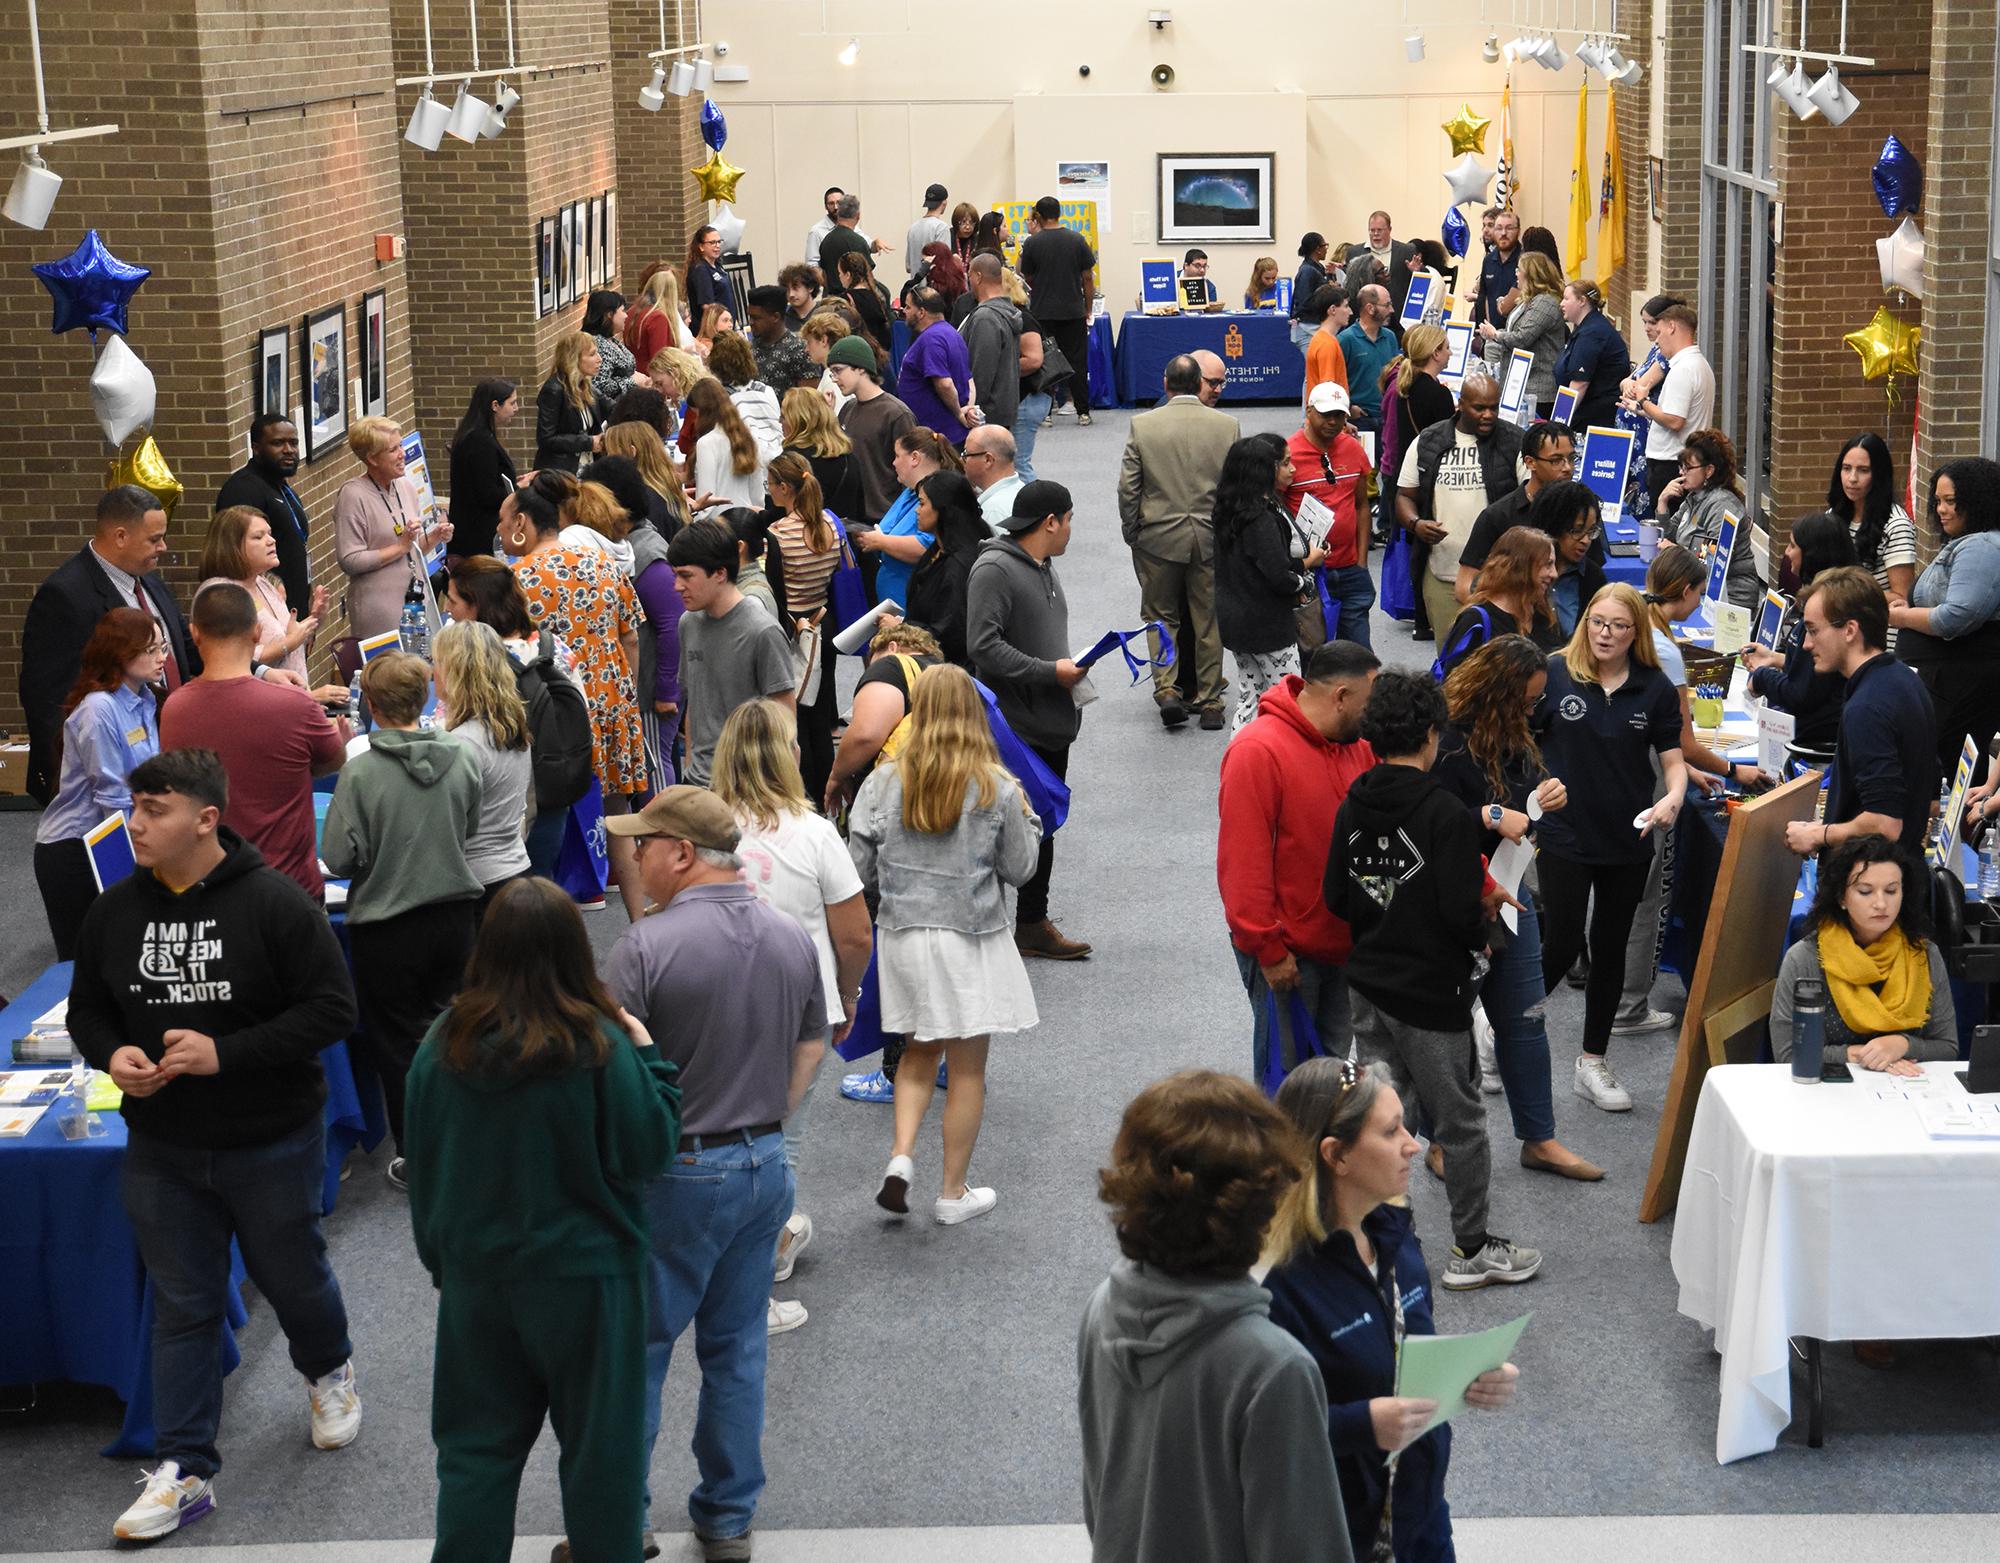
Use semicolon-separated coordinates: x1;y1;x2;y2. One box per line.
1012;390;1052;483
1290;320;1316;354
641;1131;795;1538
1235;948;1352;1087
1327;564;1376;650
121;1115;351;1478
1479;890;1557;1142
525;807;566;878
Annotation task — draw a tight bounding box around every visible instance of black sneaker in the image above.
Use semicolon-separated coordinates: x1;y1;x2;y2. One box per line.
1566;955;1590;990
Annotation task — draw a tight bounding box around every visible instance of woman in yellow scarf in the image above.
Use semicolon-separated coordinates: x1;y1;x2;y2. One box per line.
1772;835;1958;1076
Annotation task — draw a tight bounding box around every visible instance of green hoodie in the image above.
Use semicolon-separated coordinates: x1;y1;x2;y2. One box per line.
404;1014;681;1281
321;726;485;924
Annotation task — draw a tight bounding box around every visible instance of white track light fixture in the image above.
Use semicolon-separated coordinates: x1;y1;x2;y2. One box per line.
483;81;519;137
1807;64;1858;122
445;80;490;141
405;85;449;149
691;56;713;90
1483;31;1501;61
667;59;695;93
837;37;858;65
638;64;666;110
1404;28;1425;61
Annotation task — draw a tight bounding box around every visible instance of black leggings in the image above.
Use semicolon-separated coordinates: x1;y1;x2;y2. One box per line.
33;838;97;961
798;651;839;810
1537;853;1651;1059
1045;317;1091;410
348;900;477;1155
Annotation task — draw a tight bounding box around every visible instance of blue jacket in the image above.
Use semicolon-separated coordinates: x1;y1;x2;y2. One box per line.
1264;1204;1454;1563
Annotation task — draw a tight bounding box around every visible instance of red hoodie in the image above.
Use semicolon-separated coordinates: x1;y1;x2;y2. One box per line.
1217;675;1375;967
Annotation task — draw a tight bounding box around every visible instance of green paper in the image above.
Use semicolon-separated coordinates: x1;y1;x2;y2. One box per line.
85;1074;123;1112
1394;1311;1531;1435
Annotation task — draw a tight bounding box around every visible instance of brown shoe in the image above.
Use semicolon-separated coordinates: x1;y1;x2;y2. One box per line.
1425;1142;1445;1181
1520;1142;1605;1181
1016;918;1092;960
1197;706;1226;730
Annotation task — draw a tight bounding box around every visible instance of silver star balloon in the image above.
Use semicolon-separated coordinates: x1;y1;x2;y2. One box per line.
1443;153;1496;209
1875;216;1924;299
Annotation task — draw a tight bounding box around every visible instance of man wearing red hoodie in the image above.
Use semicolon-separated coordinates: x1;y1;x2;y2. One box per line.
1216;640;1380;1086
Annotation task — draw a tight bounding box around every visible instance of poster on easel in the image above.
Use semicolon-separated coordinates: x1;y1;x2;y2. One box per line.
1498;348;1536;426
1139;258;1177;313
1931;734;1981;870
999;198;1100;289
1576;425;1635;529
1438;321;1477;393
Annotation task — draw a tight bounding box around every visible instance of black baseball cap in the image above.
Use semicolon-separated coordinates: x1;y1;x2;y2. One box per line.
1002;479;1073;532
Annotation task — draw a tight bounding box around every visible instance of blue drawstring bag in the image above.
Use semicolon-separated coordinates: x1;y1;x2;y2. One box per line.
1312;567;1343;644
827;514;870;651
835;949;886;1061
1380;529;1417;622
974;676;1070;834
552;778;609;902
1260;986;1328;1096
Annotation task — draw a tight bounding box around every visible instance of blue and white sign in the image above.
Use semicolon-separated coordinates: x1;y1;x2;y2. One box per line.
1576;425;1636;529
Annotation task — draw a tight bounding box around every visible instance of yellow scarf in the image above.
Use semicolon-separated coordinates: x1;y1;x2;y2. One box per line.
1815;922;1931;1035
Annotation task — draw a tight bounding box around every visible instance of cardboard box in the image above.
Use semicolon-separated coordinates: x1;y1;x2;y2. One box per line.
0;735;31;796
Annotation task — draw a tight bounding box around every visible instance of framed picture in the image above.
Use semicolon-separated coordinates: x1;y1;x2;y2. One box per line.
604;191;617;284
581;198;596;290
360;288;387;418
300;303;347;462
1156;153;1275;244
568;203;585;304
256;325;289;419
1649;156;1665;224
536;216;556;316
557;204;575;306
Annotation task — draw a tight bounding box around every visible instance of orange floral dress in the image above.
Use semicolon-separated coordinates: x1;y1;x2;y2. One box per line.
513;545;648;796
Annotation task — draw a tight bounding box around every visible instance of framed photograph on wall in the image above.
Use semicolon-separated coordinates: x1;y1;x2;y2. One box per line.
604;191;617;284
585;196;600;289
558;204;575;306
568;202;584;304
300;302;347;462
1156;153;1275;244
537;217;556;316
1649;156;1665;224
360;288;387;418
256;326;289;419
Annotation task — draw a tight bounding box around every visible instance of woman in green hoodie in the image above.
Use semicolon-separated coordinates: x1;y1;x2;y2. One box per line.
321;650;484;1190
405;876;681;1563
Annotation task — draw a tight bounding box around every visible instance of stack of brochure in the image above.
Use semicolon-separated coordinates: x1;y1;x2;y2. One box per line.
12;998;73;1064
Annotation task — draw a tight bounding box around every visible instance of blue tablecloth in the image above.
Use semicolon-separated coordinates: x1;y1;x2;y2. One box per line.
888;314;1116;410
1115;310;1302;405
1603;518;1647;585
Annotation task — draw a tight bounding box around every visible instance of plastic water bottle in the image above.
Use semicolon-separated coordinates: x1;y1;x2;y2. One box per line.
1981;836;2000;902
346;671;363;726
1790;976;1825;1085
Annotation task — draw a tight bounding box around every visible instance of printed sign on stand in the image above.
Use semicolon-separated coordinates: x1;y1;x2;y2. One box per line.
1576;425;1636;529
1139;259;1177;313
1438;321;1477;393
1498;348;1536;426
1550;386;1579;426
1400;273;1435;327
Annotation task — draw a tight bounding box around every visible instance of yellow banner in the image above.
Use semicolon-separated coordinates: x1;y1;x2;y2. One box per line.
998;198;1100;288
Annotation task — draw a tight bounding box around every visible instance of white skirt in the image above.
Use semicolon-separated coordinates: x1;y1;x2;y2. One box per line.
877;926;1040;1042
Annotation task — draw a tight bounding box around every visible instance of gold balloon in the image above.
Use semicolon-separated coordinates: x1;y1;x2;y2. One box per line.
689;150;745;205
1442;103;1492;157
1842;305;1920;382
107;434;182;524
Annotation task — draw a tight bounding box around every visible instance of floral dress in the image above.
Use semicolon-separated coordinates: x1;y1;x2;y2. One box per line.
1616;343;1666;519
513;544;648;796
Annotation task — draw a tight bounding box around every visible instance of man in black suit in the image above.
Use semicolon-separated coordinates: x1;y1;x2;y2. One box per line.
215;414;313;615
1342;210;1416;319
20;486;197;803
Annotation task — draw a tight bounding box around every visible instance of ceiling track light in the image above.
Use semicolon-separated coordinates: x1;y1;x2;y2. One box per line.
638;63;666;110
837;37;859;66
1404;28;1425;61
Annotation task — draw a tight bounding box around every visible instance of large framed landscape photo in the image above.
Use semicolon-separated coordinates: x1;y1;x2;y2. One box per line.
1157;153;1275;244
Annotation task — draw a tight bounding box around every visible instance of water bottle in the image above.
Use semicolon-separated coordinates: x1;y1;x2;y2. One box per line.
1982;836;2000;902
1790;976;1825;1084
346;671;363;727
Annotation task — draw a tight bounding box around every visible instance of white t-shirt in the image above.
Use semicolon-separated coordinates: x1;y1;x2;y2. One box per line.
1647;346;1715;460
1399;429;1489;581
1650;625;1688;688
736;807;864;1015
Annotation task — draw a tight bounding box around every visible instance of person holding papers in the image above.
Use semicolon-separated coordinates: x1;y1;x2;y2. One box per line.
1656;428;1759;608
1285;382;1376;650
1476;253;1565;420
1264;1055;1521;1563
334;416;452;641
1216;434;1323;735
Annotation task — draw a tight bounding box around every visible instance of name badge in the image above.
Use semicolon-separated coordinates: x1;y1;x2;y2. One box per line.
126;725;148;744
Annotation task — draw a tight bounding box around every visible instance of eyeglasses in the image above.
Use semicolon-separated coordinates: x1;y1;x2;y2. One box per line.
1201;376;1225;388
1531;450;1576;467
1585;615;1633;634
1565;523;1602;539
1677;456;1708;470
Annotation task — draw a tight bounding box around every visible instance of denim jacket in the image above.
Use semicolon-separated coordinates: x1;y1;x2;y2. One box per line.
847;763;1043;934
1910;530;2000;640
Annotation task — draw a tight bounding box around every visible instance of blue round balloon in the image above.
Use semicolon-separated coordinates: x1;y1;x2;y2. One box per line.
1871;134;1921;218
700;97;728;153
1442;206;1470;259
31;229;150;339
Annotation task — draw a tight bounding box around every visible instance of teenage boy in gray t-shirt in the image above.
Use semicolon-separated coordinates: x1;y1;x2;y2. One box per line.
668;518;799;785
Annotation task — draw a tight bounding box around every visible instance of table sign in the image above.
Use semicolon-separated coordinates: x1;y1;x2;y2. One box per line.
1576;425;1635;529
1930;734;1980;869
1498;348;1535;425
1400;273;1435;327
1550;386;1579;425
1752;590;1788;651
1755;700;1797;774
84;812;136;892
1139;259;1177;314
1712;603;1752;655
1180;276;1213;311
357;629;402;662
1704;512;1741;603
1438;321;1476;392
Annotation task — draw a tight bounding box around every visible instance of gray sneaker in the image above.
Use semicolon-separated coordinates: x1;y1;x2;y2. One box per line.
1610;1007;1677;1037
1442;1237;1543;1290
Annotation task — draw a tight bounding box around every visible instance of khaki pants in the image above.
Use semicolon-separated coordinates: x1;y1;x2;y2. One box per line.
1421;569;1461;646
1132;547;1225;710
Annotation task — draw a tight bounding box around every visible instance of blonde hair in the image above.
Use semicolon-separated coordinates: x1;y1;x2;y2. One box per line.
550;333;596;413
765;450;831;552
565;479;632;543
687;379;758;476
1517;252;1563;304
894;664;1009;834
359;649;430;726
648;345;711;400
347;415;401;462
199;505;268;582
799;312;849;350
636;264;683;317
1561;582;1660;685
433;619;528;750
1395;325;1449;394
600;422;688;522
1001;267;1028;308
697;302;733;341
711;698;809;830
781;385;851;458
1245;256;1279;302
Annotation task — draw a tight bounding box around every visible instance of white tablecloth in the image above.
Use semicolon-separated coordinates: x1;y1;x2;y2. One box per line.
1671;1061;2000;1463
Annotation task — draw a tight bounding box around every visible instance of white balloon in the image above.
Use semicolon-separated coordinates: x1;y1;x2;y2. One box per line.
1876;216;1924;299
90;334;156;447
1443;153;1496;210
714;203;746;254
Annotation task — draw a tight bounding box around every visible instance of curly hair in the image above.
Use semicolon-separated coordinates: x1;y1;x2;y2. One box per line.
1682;427;1745;500
1098;1070;1304;1279
1443;634;1548;802
1359;670;1447;758
1931;456;2000;536
1806;834;1931;947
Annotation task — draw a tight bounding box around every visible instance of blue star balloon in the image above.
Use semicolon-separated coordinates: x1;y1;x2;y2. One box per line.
700;97;728;153
32;229;150;339
1442;205;1470;259
1870;134;1922;218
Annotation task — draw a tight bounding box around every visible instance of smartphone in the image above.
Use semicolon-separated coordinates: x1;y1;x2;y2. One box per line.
1821;1062;1853;1084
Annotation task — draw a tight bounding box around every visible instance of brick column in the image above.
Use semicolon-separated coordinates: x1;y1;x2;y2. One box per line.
609;0;703;293
1655;0;1705;304
1603;0;1653;337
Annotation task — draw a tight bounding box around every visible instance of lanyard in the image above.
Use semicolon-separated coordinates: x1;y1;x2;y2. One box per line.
276;482;307;542
1372;1249;1408;1563
375;480;409;537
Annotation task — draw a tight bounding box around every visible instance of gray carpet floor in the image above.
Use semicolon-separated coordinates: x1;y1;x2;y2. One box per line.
6;403;2000;1552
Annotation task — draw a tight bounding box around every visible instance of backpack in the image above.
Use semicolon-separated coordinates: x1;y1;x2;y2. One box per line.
512;631;595;811
1431;605;1493;684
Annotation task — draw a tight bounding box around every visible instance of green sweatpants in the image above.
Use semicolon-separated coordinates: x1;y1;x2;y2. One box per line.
431;1269;648;1563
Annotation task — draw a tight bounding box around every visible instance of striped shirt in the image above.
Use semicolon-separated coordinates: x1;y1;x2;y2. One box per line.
772;516;840;617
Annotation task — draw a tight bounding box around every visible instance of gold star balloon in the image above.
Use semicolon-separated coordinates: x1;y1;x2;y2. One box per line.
107;434;182;524
689;150;745;204
1842;305;1920;382
1442;103;1492;157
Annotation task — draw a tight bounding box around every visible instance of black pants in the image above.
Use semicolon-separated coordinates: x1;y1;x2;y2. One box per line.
799;651;840;809
1646;458;1680;513
1537;853;1651;1059
348;899;477;1155
1045;317;1091;411
1016;742;1070;927
475;871;533;924
33;837;97;961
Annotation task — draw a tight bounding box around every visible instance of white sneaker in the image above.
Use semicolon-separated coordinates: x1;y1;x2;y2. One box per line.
767;1297;808;1335
1474;1008;1503;1094
774;1211;813;1282
1574;1054;1634;1112
876;1154;913;1214
308;1359;362;1449
1610;1007;1677;1037
935;1186;998;1225
113;1462;216;1541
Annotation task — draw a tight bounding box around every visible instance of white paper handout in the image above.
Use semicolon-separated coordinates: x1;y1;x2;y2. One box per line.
1293;491;1338;550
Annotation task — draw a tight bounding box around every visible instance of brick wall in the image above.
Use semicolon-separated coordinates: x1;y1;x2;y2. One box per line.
609;0;704;300
1655;0;1704;305
1602;0;1652;337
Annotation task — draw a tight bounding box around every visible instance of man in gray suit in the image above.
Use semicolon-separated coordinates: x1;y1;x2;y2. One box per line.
1342;210;1415;319
1117;355;1241;730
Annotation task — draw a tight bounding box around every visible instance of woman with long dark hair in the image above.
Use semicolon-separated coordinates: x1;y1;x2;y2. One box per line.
1826;432;1917;608
948;202;980;270
582;289;651;404
686;377;767;514
1527;480;1610;639
1214;433;1323;733
1888;455;2000;776
405;876;680;1563
904;470;989;668
1742;511;1857;752
33;607;164;956
448;377;520;559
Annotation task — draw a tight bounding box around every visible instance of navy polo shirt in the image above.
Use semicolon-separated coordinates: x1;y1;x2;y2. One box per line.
1533;658;1682;864
1477;247;1520;330
1831;652;1937;850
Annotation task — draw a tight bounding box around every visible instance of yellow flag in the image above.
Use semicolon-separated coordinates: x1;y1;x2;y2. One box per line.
1597;88;1627;286
1495;74;1519;211
1564;76;1590;274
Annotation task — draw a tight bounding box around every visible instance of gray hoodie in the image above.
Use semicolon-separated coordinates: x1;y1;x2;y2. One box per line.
960;295;1023;432
1077;1259;1354;1563
320;726;484;925
966;535;1080;750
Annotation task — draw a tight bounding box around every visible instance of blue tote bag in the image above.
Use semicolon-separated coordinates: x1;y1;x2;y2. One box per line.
1379;529;1417;623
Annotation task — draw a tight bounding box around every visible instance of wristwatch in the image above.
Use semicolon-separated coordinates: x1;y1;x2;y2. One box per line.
1487;805;1506;828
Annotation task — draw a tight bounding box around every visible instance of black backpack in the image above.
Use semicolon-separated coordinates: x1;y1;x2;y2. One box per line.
512;631;595;811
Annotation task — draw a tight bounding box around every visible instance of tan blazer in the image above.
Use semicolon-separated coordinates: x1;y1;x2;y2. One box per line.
1116;395;1243;563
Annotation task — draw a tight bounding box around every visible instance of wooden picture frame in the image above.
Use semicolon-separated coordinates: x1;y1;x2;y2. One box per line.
1649;156;1665;224
256;325;289;419
360;287;387;418
300;302;347;462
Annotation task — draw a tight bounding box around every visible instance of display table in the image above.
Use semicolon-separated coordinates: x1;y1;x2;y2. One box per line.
1603;518;1646;585
1671;1060;2000;1463
888;315;1115;410
1115;310;1301;405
